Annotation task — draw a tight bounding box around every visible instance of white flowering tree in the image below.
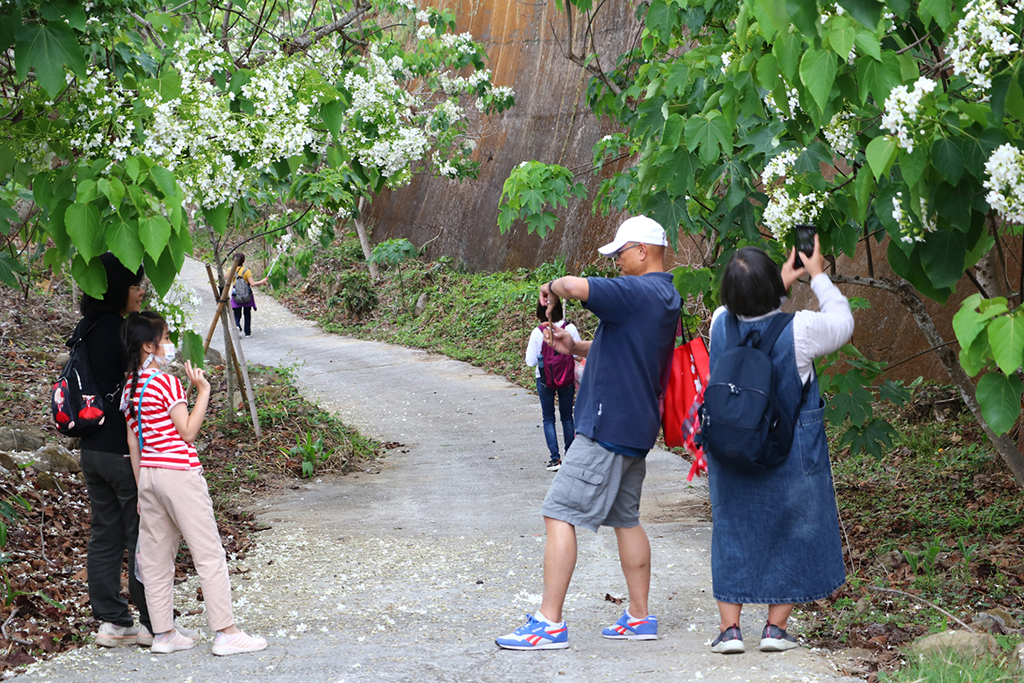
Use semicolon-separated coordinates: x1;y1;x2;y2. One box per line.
1;0;513;358
498;0;1024;483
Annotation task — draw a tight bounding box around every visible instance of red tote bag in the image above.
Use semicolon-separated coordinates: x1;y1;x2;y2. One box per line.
662;323;710;480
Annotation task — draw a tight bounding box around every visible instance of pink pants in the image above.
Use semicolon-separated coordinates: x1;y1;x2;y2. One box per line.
138;467;234;633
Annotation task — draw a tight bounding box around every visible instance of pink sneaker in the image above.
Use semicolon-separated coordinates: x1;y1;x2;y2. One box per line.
151;630;194;654
212;630;267;656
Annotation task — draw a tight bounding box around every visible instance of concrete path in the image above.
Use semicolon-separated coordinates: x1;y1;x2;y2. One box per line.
22;257;858;683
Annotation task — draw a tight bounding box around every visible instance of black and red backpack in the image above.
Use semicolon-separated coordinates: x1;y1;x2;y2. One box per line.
50;320;111;437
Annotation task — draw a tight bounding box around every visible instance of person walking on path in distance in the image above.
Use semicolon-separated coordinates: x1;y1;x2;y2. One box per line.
705;236;853;655
121;312;268;656
525;297;581;472
229;252;268;337
495;216;680;650
73;252;153;648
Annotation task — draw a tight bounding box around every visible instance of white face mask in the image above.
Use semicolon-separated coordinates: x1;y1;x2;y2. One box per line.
143;344;176;369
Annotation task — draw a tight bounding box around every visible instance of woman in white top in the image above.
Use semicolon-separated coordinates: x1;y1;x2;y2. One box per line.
525;298;582;471
705;236;854;655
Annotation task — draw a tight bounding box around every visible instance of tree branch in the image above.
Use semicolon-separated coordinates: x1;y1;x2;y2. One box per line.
281;3;370;54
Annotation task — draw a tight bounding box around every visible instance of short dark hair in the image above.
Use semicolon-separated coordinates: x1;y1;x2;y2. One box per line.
79;252;144;318
122;311;168;418
233;252;246;266
536;299;564;323
719;247;787;317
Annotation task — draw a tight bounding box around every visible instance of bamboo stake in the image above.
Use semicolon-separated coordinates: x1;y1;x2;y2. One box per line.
206;264;261;438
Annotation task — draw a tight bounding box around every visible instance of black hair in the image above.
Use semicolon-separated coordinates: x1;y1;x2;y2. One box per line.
233;252;246;267
536;299;564;323
719;247;788;318
122;311;167;418
80;252;144;318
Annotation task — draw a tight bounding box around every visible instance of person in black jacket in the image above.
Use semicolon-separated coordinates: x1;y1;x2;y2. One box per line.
73;252;152;647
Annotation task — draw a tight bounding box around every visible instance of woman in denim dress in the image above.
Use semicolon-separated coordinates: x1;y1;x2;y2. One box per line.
706;237;854;654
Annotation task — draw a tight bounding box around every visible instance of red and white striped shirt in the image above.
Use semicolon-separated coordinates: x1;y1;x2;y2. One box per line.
122;368;200;470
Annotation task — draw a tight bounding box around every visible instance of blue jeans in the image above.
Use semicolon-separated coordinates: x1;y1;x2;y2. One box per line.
536;377;575;460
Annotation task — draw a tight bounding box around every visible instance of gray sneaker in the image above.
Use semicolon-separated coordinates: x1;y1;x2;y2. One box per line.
710;624;744;654
759;623;799;651
95;622;139;647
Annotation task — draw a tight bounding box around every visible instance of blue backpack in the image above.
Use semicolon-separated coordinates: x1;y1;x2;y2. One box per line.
700;312;799;472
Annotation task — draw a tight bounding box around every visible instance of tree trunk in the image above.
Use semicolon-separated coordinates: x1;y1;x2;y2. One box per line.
211;237;235;424
834;274;1024;486
354;197;378;280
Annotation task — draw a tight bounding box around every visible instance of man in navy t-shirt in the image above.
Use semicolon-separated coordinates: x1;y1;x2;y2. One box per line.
495;216;680;651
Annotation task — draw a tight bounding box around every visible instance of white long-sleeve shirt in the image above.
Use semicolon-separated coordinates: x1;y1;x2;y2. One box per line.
525;321;582;379
710;274;854;384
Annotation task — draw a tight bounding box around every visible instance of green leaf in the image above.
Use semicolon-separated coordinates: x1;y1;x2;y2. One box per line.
920;229;970;289
853;169;874;224
64;202;104;262
931;138;964;185
857;51;902;105
643;192;689;239
835;0;884;29
14;22;86;96
843;418;897;459
829;23;856;63
684;112;730;164
976;371;1023;435
125;157;140;182
918;0;952;30
879;379;913;406
662;113;684;149
987;315;1024;376
180;330;205;368
854;29;881;61
139;215;172;259
71;254;107;298
320;100;345;139
773;31;801;83
0;252;27;287
143;248;176;297
755;53;779;92
203;205;230;235
644;0;674;44
99;177;125;208
899;148;927;187
799;49;837;113
105;220;144;273
786;0;821;40
952;293;985;348
149;166;179;201
866;136;897;181
145;68;182;101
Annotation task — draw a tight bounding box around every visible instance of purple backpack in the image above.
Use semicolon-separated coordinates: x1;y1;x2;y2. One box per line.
539;323;575;390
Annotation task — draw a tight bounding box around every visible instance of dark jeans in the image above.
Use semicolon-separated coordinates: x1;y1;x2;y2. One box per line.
81;449;150;630
536;377;575;460
233;306;252;336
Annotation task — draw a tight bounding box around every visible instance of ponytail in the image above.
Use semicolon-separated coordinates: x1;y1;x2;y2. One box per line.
122;311;167;418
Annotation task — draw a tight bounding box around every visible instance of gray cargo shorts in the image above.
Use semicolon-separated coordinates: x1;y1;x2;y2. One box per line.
540;435;647;533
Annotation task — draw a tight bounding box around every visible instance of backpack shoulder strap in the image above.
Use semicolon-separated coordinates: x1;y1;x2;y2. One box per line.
756;312;794;353
67;318;102;349
723;311;742;347
136;371;161;452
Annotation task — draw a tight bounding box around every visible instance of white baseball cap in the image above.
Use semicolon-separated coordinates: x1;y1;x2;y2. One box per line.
597;216;669;256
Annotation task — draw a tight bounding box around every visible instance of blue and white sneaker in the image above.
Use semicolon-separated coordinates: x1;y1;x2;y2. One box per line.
602;611;658;640
495;614;569;650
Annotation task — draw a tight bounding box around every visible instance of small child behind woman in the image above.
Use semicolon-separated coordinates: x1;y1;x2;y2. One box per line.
121;311;267;656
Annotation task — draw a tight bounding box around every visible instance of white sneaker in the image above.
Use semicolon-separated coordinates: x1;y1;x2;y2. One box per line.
212;630;268;656
95;622;139;647
151;630;195;654
138;621;200;647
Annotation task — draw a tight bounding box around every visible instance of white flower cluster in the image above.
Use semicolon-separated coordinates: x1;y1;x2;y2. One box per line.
983;142;1024;223
432;150;459;178
307;213;328;242
892;192;938;243
439;32;478;56
146;280;201;336
763;190;826;242
764;86;801;122
721;51;733;74
394;0;417;10
949;0;1023;94
67;68;136;162
761;149;799;186
278;232;294;253
822;111;857;157
880;78;937;153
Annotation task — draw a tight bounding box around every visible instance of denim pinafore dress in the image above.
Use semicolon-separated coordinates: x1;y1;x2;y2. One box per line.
706;311;846;605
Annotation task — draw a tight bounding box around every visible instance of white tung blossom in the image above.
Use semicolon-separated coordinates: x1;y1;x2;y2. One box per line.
761;149;800;186
983;142;1024;223
949;0;1023;95
822;111;856;157
880;77;937;153
892;192;938;243
763;190;827;242
764;86;801;122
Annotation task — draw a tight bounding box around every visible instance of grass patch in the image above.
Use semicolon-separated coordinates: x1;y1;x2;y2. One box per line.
879;651;1020;682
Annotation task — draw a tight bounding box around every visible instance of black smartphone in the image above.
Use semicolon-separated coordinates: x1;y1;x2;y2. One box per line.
794;224;816;269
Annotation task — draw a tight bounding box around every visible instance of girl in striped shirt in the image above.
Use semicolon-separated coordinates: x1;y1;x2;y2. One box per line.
122;311;267;656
